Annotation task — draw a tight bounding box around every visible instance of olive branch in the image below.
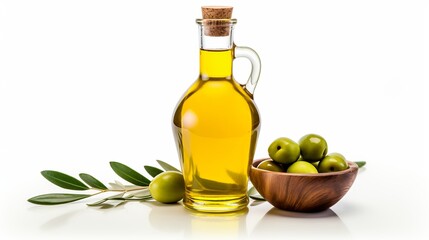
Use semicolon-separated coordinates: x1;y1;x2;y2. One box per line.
27;160;180;207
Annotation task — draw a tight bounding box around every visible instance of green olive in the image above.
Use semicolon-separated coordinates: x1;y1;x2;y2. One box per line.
298;133;328;162
268;137;300;164
149;171;185;203
257;159;283;172
328;152;346;161
286;161;318;174
318;153;348;173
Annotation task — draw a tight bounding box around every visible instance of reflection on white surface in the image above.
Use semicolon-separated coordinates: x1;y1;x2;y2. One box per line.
4;190;427;240
39;209;83;230
147;201;189;233
185;207;248;240
146;200;249;239
252;207;351;239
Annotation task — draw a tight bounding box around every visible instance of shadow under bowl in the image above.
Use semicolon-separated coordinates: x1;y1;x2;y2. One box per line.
249;158;358;212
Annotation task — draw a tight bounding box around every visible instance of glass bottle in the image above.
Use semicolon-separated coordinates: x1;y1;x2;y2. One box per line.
172;7;261;213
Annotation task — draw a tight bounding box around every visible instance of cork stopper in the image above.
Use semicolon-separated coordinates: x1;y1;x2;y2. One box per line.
202;6;233;19
201;6;234;36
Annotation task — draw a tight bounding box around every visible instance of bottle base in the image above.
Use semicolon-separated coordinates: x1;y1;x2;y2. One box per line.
183;195;249;213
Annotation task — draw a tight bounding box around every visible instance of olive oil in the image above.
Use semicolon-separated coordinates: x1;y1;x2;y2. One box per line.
173;49;260;212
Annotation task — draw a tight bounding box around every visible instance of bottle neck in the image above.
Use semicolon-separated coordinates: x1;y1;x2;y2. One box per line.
197;19;236;79
200;49;233;79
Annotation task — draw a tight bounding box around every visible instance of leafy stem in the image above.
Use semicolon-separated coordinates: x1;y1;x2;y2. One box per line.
27;160;179;206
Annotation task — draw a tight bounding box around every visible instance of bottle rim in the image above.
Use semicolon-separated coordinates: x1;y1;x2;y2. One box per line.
196;19;237;25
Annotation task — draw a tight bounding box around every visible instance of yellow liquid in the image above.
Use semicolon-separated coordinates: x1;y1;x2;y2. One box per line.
173;49;260;212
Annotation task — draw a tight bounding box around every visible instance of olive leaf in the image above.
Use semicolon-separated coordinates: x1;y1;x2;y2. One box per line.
88;191;152;207
79;173;107;190
110;196;152;201
109;181;126;190
156;160;181;172
87;198;109;207
355;161;366;168
110;162;151;186
87;193;124;206
193;170;240;191
144;165;164;178
41;170;89;190
226;170;243;185
248;186;265;201
28;193;91;205
129;189;151;198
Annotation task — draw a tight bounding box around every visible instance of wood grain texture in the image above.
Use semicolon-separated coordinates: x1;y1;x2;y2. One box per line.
250;159;358;212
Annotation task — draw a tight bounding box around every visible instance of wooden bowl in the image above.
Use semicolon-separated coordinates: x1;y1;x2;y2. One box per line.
249;158;358;212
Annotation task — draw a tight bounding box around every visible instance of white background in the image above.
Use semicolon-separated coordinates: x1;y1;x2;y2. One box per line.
0;0;428;239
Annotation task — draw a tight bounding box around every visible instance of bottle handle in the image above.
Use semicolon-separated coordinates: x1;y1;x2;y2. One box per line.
234;45;261;96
